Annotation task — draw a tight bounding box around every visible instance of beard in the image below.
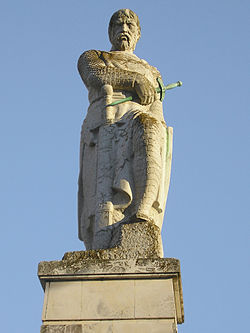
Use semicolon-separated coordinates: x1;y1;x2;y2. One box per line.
118;39;129;51
112;33;135;51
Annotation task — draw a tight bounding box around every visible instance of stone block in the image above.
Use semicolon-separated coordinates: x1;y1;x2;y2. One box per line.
134;279;175;318
39;257;183;333
43;222;163;262
44;282;82;320
43;279;176;321
81;280;134;319
41;320;177;333
41;325;82;333
111;319;176;333
39;257;184;324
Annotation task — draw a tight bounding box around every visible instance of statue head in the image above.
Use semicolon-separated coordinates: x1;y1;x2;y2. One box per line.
108;9;141;53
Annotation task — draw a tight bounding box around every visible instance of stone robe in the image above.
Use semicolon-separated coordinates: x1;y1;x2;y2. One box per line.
78;50;173;250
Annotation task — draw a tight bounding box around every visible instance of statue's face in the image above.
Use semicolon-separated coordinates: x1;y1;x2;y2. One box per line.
110;15;139;52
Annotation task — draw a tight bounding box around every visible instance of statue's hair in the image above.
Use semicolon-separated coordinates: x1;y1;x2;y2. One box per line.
108;9;141;42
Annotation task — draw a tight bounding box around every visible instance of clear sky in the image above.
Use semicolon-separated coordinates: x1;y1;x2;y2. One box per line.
0;1;249;332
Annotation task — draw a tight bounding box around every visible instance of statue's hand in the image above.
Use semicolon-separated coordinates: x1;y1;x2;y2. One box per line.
134;76;157;105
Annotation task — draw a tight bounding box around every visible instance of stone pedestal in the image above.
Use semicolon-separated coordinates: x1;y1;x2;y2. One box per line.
38;255;184;333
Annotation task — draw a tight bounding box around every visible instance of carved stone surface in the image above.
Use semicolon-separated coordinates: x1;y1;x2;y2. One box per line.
77;9;173;253
38;255;180;279
41;321;177;333
41;325;82;333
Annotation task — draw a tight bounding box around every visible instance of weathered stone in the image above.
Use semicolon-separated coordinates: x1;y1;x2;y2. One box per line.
38;252;180;280
41;325;64;333
41;325;82;333
38;9;184;333
65;325;82;333
42;279;181;322
73;221;162;259
39;222;164;278
41;321;177;333
38;256;184;324
77;9;173;253
38;256;180;278
40;274;181;329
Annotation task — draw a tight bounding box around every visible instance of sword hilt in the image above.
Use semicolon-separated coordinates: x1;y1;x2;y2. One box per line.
106;78;182;107
156;78;182;101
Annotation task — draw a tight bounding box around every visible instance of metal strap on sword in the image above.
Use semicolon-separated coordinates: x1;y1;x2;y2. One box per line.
106;77;182;107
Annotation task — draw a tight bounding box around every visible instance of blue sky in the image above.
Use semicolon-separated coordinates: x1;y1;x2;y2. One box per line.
0;1;249;332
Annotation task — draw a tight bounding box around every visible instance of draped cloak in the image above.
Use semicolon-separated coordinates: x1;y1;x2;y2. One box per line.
78;50;173;250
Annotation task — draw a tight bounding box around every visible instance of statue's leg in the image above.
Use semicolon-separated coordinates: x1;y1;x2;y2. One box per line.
132;116;165;221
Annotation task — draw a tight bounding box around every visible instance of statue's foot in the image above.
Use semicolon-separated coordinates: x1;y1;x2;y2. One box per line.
135;210;154;223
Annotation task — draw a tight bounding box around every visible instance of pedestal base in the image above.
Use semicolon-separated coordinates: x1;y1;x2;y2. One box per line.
38;256;184;333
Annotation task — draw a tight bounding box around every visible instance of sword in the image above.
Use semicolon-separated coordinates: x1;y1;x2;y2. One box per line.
106;78;182;107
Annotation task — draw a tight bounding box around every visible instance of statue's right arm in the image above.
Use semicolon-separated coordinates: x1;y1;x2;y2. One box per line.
78;50;156;105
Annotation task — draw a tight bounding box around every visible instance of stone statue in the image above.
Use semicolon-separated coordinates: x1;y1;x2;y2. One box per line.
77;9;173;254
